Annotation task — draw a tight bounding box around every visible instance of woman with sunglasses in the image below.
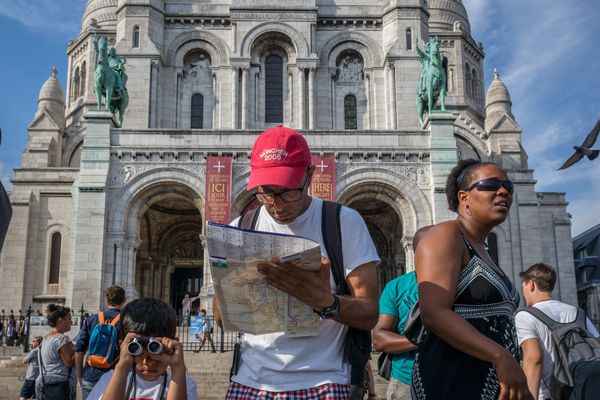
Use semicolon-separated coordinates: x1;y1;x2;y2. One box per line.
36;304;76;399
412;159;533;400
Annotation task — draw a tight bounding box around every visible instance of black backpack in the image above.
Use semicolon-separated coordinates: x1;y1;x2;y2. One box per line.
524;307;600;400
239;201;371;399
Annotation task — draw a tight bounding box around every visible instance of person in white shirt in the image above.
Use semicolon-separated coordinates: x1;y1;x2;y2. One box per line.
87;298;197;400
224;126;380;400
515;262;600;400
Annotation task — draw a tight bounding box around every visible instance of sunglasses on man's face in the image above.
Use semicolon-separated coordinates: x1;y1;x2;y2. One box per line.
466;178;514;194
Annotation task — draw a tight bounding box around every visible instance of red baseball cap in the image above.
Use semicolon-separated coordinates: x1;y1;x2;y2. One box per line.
247;126;311;190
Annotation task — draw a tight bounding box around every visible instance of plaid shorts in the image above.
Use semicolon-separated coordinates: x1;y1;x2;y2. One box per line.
226;381;351;400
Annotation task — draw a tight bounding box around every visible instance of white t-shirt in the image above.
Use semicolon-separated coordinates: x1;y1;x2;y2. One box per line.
87;369;198;400
230;197;380;391
515;300;600;400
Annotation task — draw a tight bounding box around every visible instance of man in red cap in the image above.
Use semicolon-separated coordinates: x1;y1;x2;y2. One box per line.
225;126;380;399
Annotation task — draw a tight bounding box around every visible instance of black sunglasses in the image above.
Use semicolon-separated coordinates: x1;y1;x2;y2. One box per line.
466;178;514;194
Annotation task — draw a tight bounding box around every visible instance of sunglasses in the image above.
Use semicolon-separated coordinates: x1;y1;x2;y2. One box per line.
466;178;514;194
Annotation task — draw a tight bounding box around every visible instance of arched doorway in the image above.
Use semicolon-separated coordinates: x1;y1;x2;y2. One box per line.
340;183;406;292
134;187;204;315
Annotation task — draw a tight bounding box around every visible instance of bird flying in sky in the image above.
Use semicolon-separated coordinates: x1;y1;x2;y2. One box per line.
558;119;600;170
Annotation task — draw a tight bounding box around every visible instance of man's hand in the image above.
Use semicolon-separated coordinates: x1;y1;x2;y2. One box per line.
258;257;334;309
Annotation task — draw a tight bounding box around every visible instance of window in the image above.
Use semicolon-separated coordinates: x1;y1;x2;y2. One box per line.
80;62;86;97
406;29;412;50
344;95;357;129
133;26;140;48
472;68;479;101
465;64;472;98
48;232;62;284
72;67;80;102
191;94;204;128
265;54;283;123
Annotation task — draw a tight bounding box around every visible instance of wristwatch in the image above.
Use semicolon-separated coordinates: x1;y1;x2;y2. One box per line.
314;295;340;319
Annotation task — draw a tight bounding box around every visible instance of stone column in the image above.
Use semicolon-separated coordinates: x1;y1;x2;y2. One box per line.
308;67;316;129
113;240;124;286
388;63;397;129
231;67;239;129
298;67;305;129
71;110;115;310
125;238;141;300
241;65;249;129
365;73;371;129
427;112;458;223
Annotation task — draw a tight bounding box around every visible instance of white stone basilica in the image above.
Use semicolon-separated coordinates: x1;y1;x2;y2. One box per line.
0;0;577;313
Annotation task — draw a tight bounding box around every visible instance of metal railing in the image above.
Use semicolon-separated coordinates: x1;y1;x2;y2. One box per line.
175;315;241;352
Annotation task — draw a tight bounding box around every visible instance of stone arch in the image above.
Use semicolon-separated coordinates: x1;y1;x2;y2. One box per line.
337;167;432;232
62;131;85;167
319;32;384;68
231;169;253;216
108;167;205;236
453;124;489;160
240;22;309;58
165;30;230;67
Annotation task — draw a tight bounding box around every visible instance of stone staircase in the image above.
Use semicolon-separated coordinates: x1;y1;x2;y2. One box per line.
0;350;389;399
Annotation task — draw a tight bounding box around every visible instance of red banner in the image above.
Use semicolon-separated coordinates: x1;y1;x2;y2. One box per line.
310;155;336;201
204;156;233;227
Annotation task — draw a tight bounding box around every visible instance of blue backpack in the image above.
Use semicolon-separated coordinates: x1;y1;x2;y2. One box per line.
87;311;120;369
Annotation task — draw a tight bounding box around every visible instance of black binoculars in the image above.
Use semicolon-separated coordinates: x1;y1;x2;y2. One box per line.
127;337;163;356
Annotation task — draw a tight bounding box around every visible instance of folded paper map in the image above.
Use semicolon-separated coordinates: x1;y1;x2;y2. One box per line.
206;222;322;336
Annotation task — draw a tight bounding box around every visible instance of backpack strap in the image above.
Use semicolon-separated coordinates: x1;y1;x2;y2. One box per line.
109;314;121;326
522;307;562;331
238;206;261;230
98;311;105;325
321;200;347;295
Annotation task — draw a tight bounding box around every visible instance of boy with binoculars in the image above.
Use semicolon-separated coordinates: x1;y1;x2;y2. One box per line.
87;298;198;400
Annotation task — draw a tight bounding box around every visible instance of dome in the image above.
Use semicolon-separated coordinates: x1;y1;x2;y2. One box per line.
37;66;66;128
485;69;512;115
427;0;471;34
81;0;118;31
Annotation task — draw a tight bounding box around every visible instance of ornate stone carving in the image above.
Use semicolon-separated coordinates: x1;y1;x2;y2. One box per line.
231;12;315;21
183;54;212;87
336;55;364;86
170;232;203;259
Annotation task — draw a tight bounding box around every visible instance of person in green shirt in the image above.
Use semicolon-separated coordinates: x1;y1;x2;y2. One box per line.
373;226;430;399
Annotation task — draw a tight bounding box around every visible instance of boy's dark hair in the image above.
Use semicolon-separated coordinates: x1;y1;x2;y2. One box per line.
46;304;71;327
121;298;177;339
445;159;497;212
105;285;125;306
519;263;556;293
200;309;207;314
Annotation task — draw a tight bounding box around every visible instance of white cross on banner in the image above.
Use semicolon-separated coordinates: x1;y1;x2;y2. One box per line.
310;155;336;201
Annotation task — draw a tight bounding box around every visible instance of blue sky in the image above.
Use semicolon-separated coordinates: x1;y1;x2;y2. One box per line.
0;0;599;236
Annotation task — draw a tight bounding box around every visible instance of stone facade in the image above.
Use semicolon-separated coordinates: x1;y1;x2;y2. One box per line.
0;0;577;314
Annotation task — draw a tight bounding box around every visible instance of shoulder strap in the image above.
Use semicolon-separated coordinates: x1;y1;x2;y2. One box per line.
98;311;105;324
460;232;477;258
238;206;261;230
522;307;562;331
109;314;121;326
321;200;347;295
37;344;47;383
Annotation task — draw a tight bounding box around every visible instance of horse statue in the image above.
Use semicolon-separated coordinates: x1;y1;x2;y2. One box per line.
416;36;447;127
93;35;129;127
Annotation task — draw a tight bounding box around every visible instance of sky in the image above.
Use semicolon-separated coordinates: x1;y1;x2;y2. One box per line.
0;0;599;237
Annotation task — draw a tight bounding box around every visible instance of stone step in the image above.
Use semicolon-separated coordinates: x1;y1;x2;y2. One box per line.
0;350;391;399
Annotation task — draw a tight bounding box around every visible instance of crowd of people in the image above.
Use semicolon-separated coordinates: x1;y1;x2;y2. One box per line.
11;126;600;400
